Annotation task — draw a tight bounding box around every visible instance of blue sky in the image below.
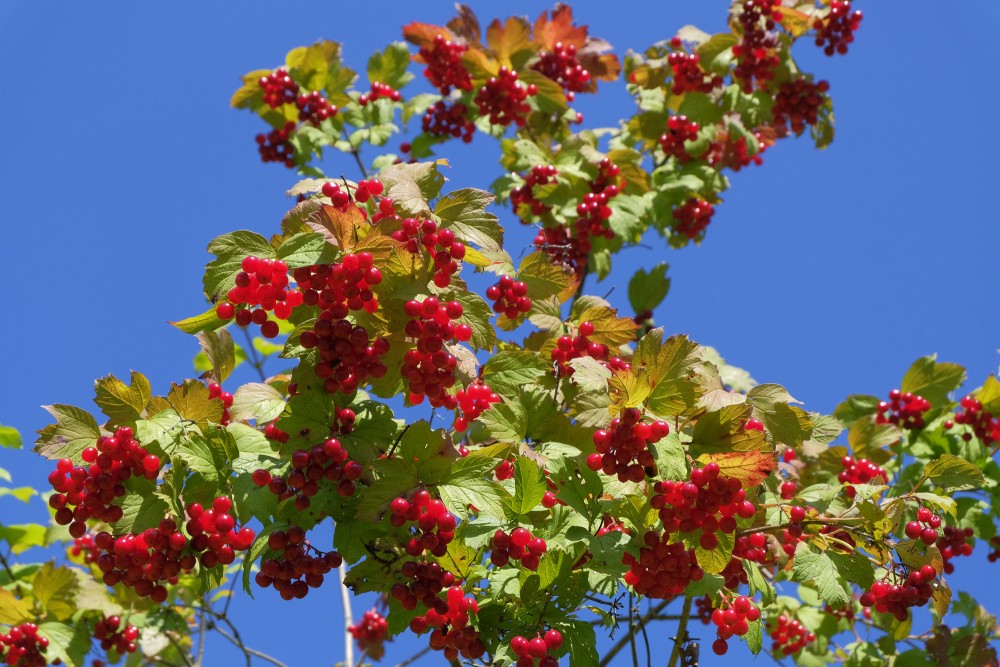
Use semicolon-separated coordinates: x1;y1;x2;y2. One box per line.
2;1;999;665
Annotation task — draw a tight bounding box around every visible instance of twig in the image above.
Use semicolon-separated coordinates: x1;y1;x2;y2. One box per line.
241;327;267;382
339;561;355;667
221;564;241;618
212;624;290;667
637;600;652;667
341;129;370;179
196;600;208;667
665;595;693;667
597;599;670;667
628;594;639;667
393;646;433;667
165;631;196;667
386;424;411;459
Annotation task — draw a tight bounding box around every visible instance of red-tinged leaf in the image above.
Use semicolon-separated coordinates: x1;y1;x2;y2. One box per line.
697;451;776;488
402;22;452;50
533;5;588;50
311;203;367;251
447;4;482;45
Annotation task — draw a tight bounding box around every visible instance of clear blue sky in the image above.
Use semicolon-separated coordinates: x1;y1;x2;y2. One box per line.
1;1;999;665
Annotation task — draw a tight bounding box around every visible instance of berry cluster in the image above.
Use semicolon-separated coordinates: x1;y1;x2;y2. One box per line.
768;614;815;656
299;310;390;396
352;178;385;204
731;0;782;92
453;381;501;432
672;198;715;241
296;91;337;125
359;81;402;106
734;531;771;563
391;219;466;287
988;537;1000;563
93;521;194;602
874;389;933;430
390;490;457;558
349;609;389;660
710;596;761;655
666;49;723;95
859;566;937;621
256;527;344;600
706;128;767;172
254;437;361;509
422;101;475;143
259;68;299;108
586;408;670;482
70;533;100;564
487;275;532;320
410;586;485;661
419;35;472;94
573;158;621;242
49;426;160;537
937;526;974;574
533;42;591;101
474;67;536;127
509;629;563;667
207;383;233;426
185;498;256;569
494;458;515;481
772;79;829;136
550;321;609;375
256;121;296;168
813;1;863;56
623;530;703;599
650;464;756;550
948;395;999;445
402;297;471;406
903;506;942;545
510;165;559;218
295;252;382;315
391;560;456;611
533;225;589;279
93;615;139;656
264;419;290;444
0;623;49;667
491;528;547;571
838;455;888;498
217;255;302;339
659;115;701;162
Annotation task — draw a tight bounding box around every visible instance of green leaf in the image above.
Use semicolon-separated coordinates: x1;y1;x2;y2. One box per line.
647;433;688;481
900;356;966;408
0;424;22;449
924;453;984;491
112;483;170;534
170;305;226;335
509;457;546;515
747;384;813;447
32;563;78;621
148;380;224;427
275;232;339;268
743;560;775;606
366;42;414;90
834;394;882;426
203;231;275;300
689;404;767;454
357;458;419;522
196;330;237;383
828;551;875;591
561;619;599;667
482;351;548;396
448;289;496;351
435;188;503;252
34;404;101;463
478;399;527;444
744;617;763;655
695;529;735;575
93;371;151;426
174;433;230;482
518;250;577;304
230;383;286;423
0;588;33;624
636;330;705;418
0;523;48;554
627;263;670;314
978;375;1000;415
38;622;90;667
378;162;444;216
791;543;853;608
439;459;510;521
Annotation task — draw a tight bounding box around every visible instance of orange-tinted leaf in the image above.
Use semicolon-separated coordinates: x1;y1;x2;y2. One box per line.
402;22;452;50
486;16;535;68
533;5;588;50
310;204;367;251
462;48;499;81
779;7;813;37
581;50;622;84
697;450;776;488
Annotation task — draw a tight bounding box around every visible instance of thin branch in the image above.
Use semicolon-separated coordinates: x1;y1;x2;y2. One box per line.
393;646;433;667
221;564;241;618
241;327;267;382
666;595;693;667
212;624;290;667
164;631;196;667
628;594;639;667
637;600;652;667
196;600;208;667
341;130;370;179
597;599;671;667
386;424;411;459
339;561;355;667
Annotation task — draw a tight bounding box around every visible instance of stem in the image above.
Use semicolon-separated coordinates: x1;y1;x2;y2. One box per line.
386;424;411;459
212;624;290;667
341;130;369;179
165;631;196;667
628;594;639;667
665;595;693;667
393;646;432;667
637;600;652;667
241;327;267;382
221;563;241;618
339;561;355;667
196;600;208;667
597;599;670;667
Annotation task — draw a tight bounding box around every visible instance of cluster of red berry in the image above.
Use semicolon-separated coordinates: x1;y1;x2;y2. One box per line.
666;42;723;94
487;275;532;321
937;526;974;574
494;458;515;481
419;35;472;94
772;79;829;135
299;309;390;395
586;408;670;482
185;498;256;569
550;321;610;375
93;521;194;602
511;165;559;218
390;560;456;611
734;530;771;563
349;609;389;660
510;629;563;667
731;0;782;92
453;381;501;431
93;615;139;656
859;566;937;621
709;596;761;655
875;388;934;429
533;225;589;279
573;158;621;242
295;252;382;315
650;464;756;550
259;68;299;108
359;81;402;106
390;491;457;558
206;383;233;426
532;42;590;101
402;297;472;406
0;623;49;667
490;528;548;571
410;586;486;661
768;614;815;655
264;419;290;444
903;506;942;545
659;115;701;162
216;256;301;339
672;197;715;241
947;395;1000;445
838;455;888;498
70;533;100;563
49;427;160;537
813;1;863;56
474;67;537;127
392;220;466;288
295;91;337;125
254;437;361;509
706;128;767;172
422;101;476;143
256;527;344;600
623;530;703;599
256;121;297;168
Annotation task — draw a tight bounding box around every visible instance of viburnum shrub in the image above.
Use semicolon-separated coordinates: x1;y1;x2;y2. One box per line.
4;3;1000;667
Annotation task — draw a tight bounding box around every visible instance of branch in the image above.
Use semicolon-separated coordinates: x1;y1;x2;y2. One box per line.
196;600;208;667
665;595;693;667
393;646;432;667
241;327;267;382
212;624;290;667
597;599;671;667
165;631;196;667
339;561;355;667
